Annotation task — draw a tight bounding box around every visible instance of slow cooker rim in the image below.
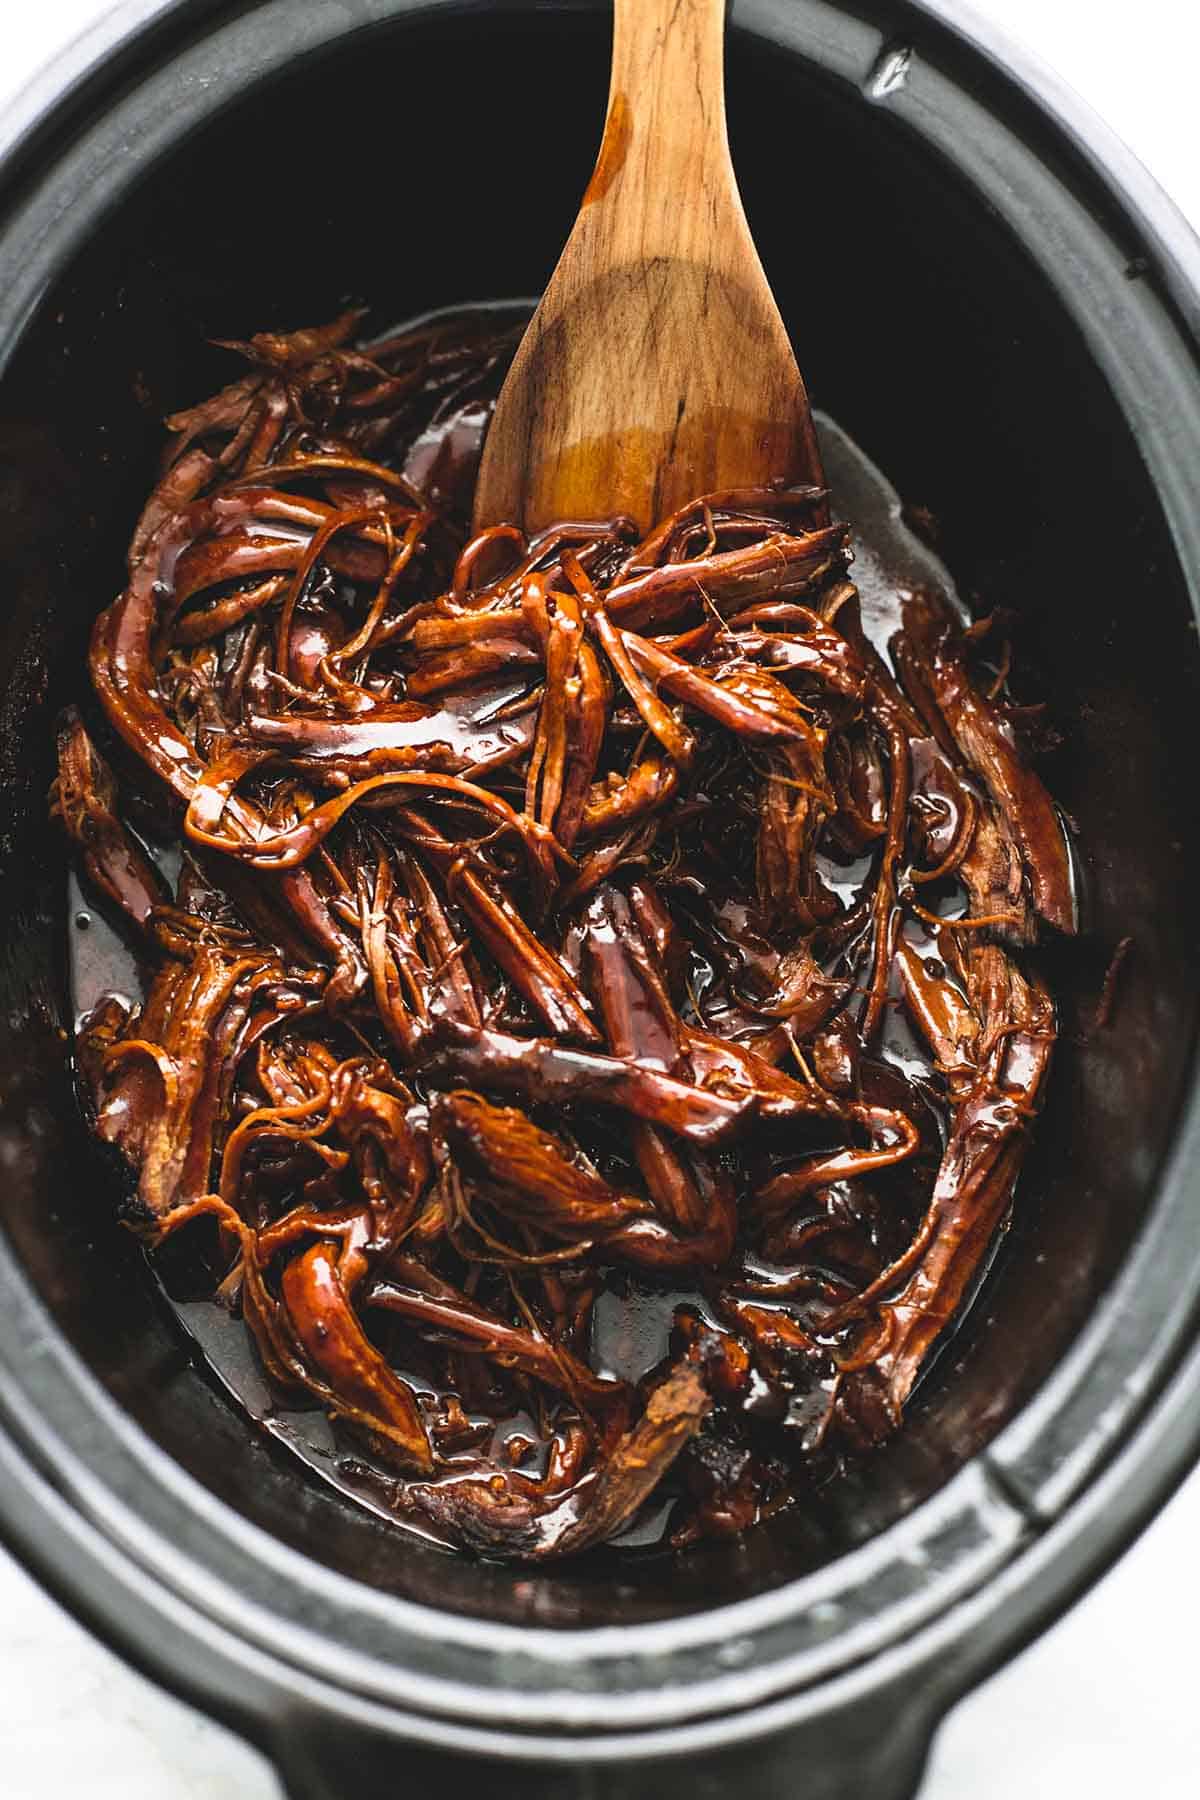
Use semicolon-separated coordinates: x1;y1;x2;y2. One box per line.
0;0;1197;1762
1;1244;1197;1773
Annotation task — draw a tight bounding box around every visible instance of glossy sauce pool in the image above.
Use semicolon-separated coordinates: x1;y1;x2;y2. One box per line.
68;332;1039;1554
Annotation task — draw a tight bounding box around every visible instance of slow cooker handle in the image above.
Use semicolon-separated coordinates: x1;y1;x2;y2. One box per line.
271;1687;937;1800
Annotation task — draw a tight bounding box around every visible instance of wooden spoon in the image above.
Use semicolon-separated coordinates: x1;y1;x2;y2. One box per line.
473;0;824;536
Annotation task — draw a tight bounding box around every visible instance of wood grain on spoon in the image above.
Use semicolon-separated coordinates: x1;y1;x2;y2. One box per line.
473;0;825;535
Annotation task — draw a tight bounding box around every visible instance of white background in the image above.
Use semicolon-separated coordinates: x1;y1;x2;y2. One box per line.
0;2;1198;1795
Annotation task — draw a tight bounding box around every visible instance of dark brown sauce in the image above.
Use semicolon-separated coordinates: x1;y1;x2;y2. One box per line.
60;302;1075;1561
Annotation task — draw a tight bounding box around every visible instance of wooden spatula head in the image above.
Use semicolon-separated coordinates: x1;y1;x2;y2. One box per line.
473;0;823;537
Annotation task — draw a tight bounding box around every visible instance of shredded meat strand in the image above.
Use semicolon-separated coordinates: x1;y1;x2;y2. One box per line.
53;311;1075;1559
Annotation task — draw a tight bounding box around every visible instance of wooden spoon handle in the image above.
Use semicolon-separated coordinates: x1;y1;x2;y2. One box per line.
472;0;823;534
590;0;732;237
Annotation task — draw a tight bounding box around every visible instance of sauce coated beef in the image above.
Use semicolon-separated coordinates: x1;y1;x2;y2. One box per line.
52;311;1075;1559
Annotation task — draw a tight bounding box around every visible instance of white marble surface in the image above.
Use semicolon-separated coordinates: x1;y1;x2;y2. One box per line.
1;2;1198;1795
